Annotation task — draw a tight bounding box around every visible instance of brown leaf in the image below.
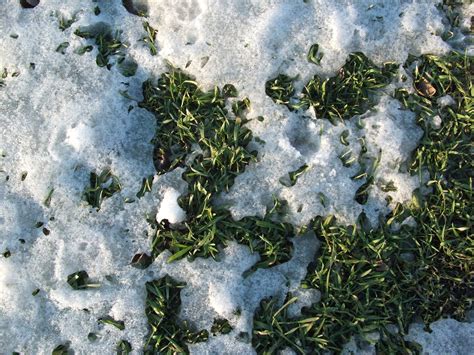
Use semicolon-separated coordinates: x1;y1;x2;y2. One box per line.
415;77;436;97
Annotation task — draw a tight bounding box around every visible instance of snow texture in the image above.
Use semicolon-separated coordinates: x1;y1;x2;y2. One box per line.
155;188;187;224
405;318;474;355
0;0;469;353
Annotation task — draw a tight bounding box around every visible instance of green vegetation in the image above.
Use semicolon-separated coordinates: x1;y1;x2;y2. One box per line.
144;275;208;353
74;26;137;76
140;69;295;266
138;50;472;353
252;51;473;353
265;74;296;109
307;43;324;65
99;316;125;330
83;169;122;210
211;318;233;335
117;340;132;354
300;53;398;124
52;343;71;355
67;270;100;290
142;21;158;56
264;53;398;122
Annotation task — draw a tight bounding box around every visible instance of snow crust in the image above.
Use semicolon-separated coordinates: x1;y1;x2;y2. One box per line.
0;0;469;353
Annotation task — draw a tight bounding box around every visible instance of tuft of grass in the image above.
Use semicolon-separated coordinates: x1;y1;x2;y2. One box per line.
83;169;122;210
67;270;100;290
300;53;397;124
251;51;473;354
99;316;125;330
211;318;233;335
140;69;295;265
265;74;296;109
52;343;71;355
144;275;208;353
279;164;310;187
253;295;311;354
142;21;158;56
74;26;137;76
307;43;324;65
57;14;76;31
117;340;132;354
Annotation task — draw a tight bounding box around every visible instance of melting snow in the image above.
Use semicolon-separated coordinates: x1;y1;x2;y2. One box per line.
0;0;471;353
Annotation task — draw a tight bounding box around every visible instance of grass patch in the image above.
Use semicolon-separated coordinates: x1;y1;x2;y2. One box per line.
264;52;398;123
117;340;132;354
74;25;137;76
142;21;158;56
252;51;473;353
144;275;208;353
211;318;233;335
301;53;397;123
83;169;122;210
265;74;296;109
140;69;295;265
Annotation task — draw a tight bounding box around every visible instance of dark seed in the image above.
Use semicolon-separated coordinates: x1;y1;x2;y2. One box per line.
131;253;152;269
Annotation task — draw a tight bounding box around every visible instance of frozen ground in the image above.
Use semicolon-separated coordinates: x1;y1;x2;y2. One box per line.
0;0;472;354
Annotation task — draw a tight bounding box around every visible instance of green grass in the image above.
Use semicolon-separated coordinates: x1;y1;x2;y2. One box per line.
144;275;209;353
251;51;473;353
138;50;472;353
142;21;158;56
264;53;398;123
300;53;398;124
74;25;137;76
83;169;122;210
265;74;296;109
140;69;295;266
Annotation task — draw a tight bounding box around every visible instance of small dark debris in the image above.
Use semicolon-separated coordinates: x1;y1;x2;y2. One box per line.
122;0;148;16
20;0;40;9
131;252;152;269
153;146;171;173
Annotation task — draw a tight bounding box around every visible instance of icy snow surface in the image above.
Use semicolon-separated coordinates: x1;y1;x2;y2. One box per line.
0;0;468;353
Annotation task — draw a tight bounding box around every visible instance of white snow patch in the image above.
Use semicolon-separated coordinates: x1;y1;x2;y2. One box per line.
156;188;187;224
222;96;423;226
405;318;474;354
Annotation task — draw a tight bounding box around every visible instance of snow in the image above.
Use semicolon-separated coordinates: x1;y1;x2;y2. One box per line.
0;0;470;353
155;188;187;224
405;318;474;355
223;96;423;226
